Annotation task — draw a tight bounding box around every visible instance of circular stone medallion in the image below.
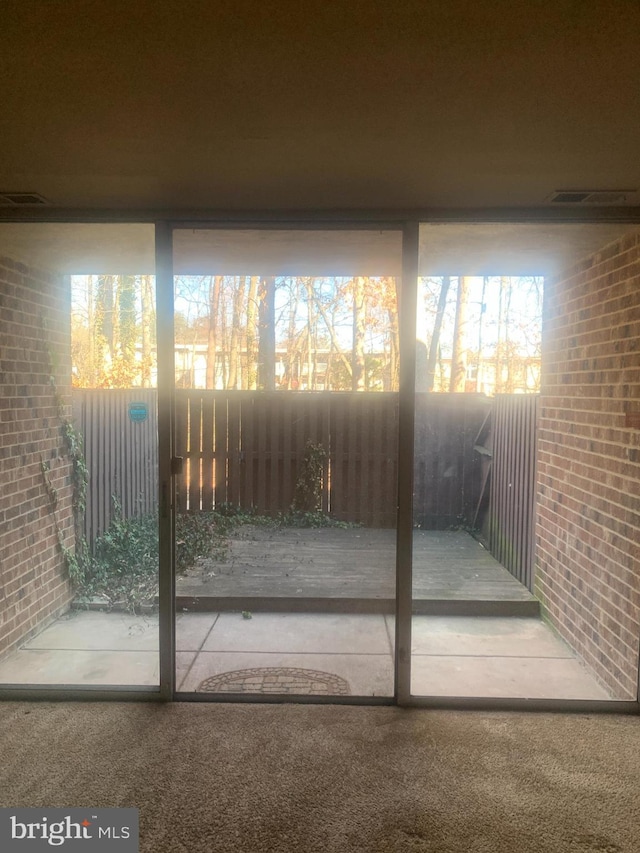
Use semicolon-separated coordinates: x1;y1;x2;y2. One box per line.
197;666;351;695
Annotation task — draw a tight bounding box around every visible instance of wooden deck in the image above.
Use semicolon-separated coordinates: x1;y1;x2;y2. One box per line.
176;527;539;616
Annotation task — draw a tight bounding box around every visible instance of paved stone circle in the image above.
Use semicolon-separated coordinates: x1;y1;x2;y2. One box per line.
197;666;351;695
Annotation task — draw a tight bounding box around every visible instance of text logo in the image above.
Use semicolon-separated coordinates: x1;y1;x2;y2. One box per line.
0;809;138;851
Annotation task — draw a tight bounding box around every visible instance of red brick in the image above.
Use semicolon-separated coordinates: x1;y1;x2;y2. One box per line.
0;257;74;660
537;226;640;700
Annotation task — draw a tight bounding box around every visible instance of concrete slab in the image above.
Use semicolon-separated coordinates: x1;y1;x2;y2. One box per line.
0;649;159;686
201;613;392;655
0;610;612;700
178;651;394;697
23;611;159;652
176;613;218;651
176;651;197;691
411;654;611;700
410;616;575;658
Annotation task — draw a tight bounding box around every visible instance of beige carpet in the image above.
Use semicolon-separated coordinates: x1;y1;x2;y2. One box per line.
0;702;638;852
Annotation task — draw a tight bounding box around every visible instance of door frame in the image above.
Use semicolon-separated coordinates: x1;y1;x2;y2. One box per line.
156;220;414;703
0;209;636;712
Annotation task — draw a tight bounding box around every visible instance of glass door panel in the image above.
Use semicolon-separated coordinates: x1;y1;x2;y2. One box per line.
0;223;159;688
411;221;640;702
171;227;402;698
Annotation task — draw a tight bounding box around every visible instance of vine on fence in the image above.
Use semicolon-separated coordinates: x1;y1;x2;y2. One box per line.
291;440;327;515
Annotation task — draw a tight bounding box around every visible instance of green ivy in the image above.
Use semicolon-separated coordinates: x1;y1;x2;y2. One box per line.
74;504;231;612
291;440;327;514
60;418;88;520
39;313;90;585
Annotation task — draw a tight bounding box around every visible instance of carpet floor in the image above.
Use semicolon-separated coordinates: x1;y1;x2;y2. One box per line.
0;702;638;852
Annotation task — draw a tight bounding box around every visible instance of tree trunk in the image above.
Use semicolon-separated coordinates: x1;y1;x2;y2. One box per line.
475;276;488;393
425;276;451;392
119;275;136;384
305;278;317;389
206;275;222;389
450;275;469;393
387;278;400;391
257;276;276;390
352;276;366;391
245;275;259;390
140;275;153;386
87;275;95;385
227;276;246;389
111;276;120;369
310;290;352;384
496;275;506;393
504;276;513;392
98;275;115;360
283;278;301;389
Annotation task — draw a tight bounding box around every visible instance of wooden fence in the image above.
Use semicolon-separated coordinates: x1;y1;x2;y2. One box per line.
72;390;539;590
173;391;492;529
72;389;158;550
413;394;490;529
174;390;399;527
486;394;539;591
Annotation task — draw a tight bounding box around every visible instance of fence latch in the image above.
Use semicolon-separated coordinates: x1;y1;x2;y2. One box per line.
171;456;184;476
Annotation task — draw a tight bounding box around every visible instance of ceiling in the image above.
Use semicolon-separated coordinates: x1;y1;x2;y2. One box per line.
1;0;640;213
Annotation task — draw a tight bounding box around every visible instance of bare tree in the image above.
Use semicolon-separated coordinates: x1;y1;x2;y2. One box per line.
352;276;366;391
450;275;470;392
140;274;155;387
245;275;259;390
227;276;246;389
474;276;488;392
257;276;276;390
206;275;222;389
425;276;451;392
386;281;399;391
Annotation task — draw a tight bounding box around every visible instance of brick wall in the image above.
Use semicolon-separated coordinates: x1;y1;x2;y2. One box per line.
0;255;74;660
536;228;640;700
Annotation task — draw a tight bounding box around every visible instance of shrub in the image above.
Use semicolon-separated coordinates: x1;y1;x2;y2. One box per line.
75;501;228;612
175;511;226;573
73;499;354;612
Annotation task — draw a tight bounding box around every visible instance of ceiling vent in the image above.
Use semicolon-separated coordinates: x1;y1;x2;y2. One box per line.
548;189;636;205
0;191;50;206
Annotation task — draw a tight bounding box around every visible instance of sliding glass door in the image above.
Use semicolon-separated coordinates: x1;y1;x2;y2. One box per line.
169;226;402;699
0;223;159;690
2;216;636;710
410;221;640;703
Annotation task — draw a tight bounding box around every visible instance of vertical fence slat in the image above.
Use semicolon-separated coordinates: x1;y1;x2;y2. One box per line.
242;395;255;511
174;390;188;512
213;393;227;509
270;394;282;512
256;397;268;514
201;392;215;511
487;394;538;591
328;397;341;518
282;395;293;509
227;394;241;507
371;397;381;526
347;395;358;523
188;393;202;512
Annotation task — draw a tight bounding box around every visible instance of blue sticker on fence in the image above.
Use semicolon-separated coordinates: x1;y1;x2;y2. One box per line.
128;402;148;423
0;808;139;851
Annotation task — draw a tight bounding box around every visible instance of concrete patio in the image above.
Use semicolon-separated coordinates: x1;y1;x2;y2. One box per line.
0;610;612;700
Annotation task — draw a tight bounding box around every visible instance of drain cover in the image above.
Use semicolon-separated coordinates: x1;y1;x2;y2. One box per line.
197;666;351;695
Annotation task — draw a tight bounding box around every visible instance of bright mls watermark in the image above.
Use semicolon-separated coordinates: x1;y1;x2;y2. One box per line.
0;809;138;851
